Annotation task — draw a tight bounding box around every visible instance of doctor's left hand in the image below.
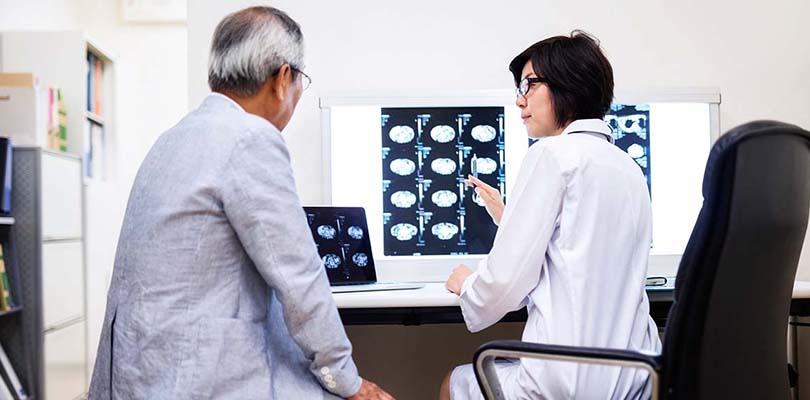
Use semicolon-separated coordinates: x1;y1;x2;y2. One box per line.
445;264;474;295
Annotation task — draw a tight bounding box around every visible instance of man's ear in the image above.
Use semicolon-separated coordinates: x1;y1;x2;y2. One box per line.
272;64;293;102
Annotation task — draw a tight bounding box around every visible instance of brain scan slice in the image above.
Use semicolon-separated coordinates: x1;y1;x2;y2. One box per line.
322;254;341;269
391;191;417;208
317;225;336;240
390;158;416;176
391;223;418;241
431;158;457;175
471;125;497;142
430;125;456;143
347;225;364;240
352;252;368;267
431;190;458;207
431;222;459;240
389;125;415;144
627;143;645;159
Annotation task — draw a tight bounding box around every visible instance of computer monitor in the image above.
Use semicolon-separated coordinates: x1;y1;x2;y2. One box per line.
321;89;720;279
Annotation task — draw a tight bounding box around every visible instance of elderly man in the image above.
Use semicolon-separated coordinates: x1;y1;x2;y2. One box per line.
88;6;393;400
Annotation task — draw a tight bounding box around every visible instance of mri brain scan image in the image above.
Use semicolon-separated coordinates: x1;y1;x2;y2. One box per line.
389;125;415;144
431;158;457;175
317;225;336;240
390;158;416;176
431;190;458;207
382;107;506;256
475;157;498;175
390;191;417;208
352;252;368;267
471;125;497;142
347;226;364;240
431;222;459;240
322;254;341;269
391;223;418;241
430;125;456;143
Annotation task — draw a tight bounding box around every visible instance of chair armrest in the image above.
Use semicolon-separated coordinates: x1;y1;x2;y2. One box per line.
473;340;662;400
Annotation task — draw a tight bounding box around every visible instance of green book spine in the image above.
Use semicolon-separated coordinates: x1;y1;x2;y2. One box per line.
0;248;8;309
0;271;8;309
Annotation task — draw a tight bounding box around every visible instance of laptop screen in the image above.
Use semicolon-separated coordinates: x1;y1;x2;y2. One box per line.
303;206;377;285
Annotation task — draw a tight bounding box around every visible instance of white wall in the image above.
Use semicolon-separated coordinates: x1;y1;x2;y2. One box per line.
0;0;82;30
188;0;810;280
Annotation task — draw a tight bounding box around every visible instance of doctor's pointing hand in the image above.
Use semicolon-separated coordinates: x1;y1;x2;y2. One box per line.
465;175;504;225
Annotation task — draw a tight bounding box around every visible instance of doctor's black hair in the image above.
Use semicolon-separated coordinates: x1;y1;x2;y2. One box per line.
509;30;614;129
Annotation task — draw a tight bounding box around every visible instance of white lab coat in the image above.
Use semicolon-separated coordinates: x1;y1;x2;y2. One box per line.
451;119;662;400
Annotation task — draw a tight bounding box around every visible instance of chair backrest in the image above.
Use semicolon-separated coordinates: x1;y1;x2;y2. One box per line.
661;120;810;399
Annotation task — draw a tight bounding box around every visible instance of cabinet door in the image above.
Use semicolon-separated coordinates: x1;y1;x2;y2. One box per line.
45;320;87;400
42;240;84;329
41;152;83;240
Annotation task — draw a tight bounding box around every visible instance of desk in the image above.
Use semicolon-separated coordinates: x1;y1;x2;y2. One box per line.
336;281;810;325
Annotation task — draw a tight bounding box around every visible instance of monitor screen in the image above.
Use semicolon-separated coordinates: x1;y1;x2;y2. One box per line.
303;206;377;285
323;91;719;278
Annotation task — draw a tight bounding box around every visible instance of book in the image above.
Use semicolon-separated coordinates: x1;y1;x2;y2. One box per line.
0;343;26;400
0;246;10;311
93;58;102;115
87;53;94;112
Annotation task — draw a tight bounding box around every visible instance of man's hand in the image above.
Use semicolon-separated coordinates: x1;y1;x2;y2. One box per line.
466;175;504;225
445;264;474;295
347;379;395;400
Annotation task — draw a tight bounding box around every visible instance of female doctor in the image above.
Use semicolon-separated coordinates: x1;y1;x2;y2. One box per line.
441;31;661;400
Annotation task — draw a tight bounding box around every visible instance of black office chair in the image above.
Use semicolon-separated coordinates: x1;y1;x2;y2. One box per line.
473;120;810;399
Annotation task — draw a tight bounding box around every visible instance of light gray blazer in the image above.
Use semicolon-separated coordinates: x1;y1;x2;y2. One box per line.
88;94;360;399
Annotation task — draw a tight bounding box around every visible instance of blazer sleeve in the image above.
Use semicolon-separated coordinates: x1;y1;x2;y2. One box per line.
221;127;362;398
459;146;565;332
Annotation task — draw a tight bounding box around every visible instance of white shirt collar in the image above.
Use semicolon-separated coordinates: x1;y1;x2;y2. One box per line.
208;92;246;113
561;119;615;144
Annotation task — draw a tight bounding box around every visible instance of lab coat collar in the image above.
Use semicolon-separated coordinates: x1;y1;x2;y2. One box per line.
561;119;615;144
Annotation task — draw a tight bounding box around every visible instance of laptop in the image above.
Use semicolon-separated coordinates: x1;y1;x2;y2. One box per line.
303;206;424;293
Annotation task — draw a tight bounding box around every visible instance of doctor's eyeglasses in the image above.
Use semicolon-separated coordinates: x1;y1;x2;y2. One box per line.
516;76;549;98
290;66;312;91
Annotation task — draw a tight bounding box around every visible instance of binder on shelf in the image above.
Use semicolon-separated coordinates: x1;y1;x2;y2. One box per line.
93;57;102;115
87;52;105;117
46;87;67;152
0;246;11;311
0;343;27;400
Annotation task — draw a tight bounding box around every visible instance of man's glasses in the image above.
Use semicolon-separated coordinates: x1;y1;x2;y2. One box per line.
516;76;549;98
290;66;312;91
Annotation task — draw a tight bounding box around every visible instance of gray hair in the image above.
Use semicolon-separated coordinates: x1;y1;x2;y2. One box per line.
208;6;304;97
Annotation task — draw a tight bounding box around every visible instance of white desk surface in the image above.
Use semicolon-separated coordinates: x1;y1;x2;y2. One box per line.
333;281;810;309
795;281;810;298
334;283;457;309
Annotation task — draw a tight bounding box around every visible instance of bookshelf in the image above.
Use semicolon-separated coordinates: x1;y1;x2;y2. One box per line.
0;31;114;400
0;32;115;171
0;212;32;399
